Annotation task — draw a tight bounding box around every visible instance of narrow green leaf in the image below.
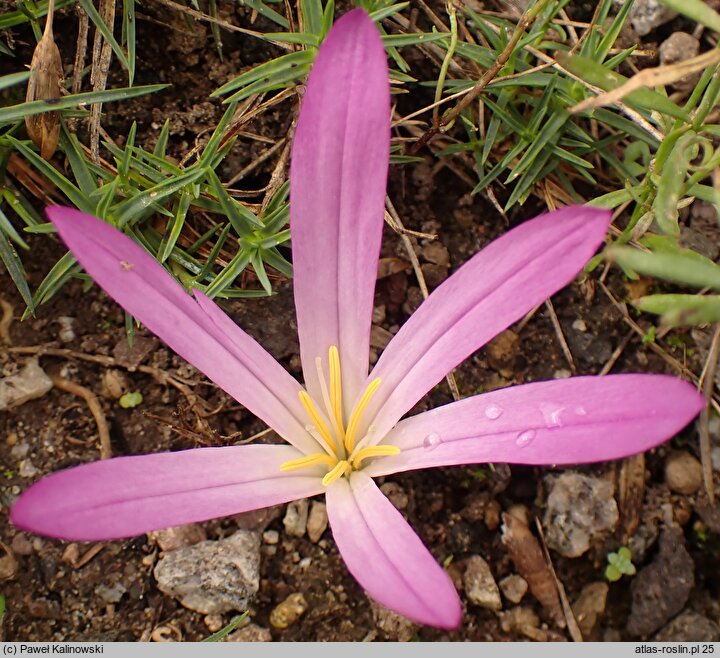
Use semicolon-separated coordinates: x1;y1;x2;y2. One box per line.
608;245;720;290
199;102;238;166
0;84;169;124
8;136;91;213
123;0;136;85
300;0;322;35
113;167;206;228
381;32;447;47
241;0;289;28
159;191;192;262
250;250;273;294
60;126;98;196
119;122;138;180
206;169;261;236
32;251;82;308
657;0;720;31
0;205;29;248
205;249;253;297
635;294;720;325
263;32;319;46
653;132;696;236
0;232;34;311
0;70;31;91
153;119;171;159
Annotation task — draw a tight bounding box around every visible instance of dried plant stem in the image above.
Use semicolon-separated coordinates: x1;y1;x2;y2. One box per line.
698;324;720;504
385;197;460;402
50;374;112;459
545;299;575;372
413;0;551;152
72;3;89;95
89;0;116;163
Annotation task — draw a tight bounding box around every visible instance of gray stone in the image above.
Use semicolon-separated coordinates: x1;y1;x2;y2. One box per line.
543;472;618;558
0;359;53;410
572;582;609;638
283;499;309;538
614;0;677;36
95;583;126;604
154;530;260;614
370;600;419;641
654;611;720;642
148;524;207;551
463;555;502;610
659;32;701;91
627;526;695;636
226;623;272;642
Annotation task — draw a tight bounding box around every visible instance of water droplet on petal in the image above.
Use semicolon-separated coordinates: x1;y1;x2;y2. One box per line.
575;406;587;416
515;429;536;448
423;433;442;450
484;404;503;420
540;403;564;429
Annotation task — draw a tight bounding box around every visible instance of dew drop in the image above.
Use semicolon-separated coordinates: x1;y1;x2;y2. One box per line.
423;433;442;450
539;403;564;429
484;404;503;420
575;406;587;416
515;429;536;448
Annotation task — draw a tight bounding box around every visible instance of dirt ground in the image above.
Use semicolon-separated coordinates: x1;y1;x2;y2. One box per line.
1;1;719;643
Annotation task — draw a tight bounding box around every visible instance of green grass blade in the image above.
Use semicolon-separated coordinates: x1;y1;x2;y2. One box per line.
0;204;29;248
608;244;720;290
300;0;322;34
0;70;31;91
59;125;98;196
241;0;288;28
32;251;81;308
122;0;136;84
657;0;720;31
0;231;34;311
0;84;169;124
250;250;273;294
635;294;720;325
159;192;192;262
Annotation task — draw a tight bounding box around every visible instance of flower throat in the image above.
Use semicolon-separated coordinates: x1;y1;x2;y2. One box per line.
280;346;399;485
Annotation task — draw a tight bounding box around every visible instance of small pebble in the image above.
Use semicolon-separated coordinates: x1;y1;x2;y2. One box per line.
204;614;224;632
11;533;33;556
56;316;76;343
572;582;608;638
463;555;502;610
572;319;587;332
148;524;207;552
262;530;279;545
499;574;528;604
659;32;701;91
380;482;409;511
283;499;309;538
370;600;419;641
306;501;328;543
226;623;272;642
269;593;308;629
665;451;703;495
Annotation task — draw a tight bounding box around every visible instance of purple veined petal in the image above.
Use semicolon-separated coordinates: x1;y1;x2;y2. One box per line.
326;471;462;628
362;206;611;444
11;445;324;541
363;375;704;478
291;9;390;411
47;206;318;455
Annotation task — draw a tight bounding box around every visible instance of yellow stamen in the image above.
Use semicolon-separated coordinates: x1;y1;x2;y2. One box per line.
328;346;345;443
322;459;352;486
298;391;337;457
344;378;382;453
314;356;340;450
280;452;336;472
351;445;401;469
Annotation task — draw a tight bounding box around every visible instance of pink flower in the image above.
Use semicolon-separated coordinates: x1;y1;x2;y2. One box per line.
12;10;704;629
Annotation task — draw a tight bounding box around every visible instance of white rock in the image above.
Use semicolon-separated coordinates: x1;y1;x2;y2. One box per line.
463;555;502;610
154;530;260;614
283;499;309;538
0;359;53;410
543;472;618;557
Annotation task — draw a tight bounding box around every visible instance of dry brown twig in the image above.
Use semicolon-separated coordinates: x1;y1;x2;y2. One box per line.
697;324;720;504
50;374;112;459
385;196;460;401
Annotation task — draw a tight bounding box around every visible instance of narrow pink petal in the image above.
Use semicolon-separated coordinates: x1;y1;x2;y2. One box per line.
11;445;324;540
326;472;462;628
363;206;611;443
47;206;317;454
291;9;390;409
364;375;704;477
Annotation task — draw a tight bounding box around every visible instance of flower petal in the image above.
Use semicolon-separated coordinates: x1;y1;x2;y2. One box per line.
364;375;704;477
326;471;462;628
291;9;390;409
364;206;611;443
47;206;317;454
11;445;324;540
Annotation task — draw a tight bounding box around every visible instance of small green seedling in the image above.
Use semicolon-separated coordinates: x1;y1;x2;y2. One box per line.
119;390;143;409
605;546;636;582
